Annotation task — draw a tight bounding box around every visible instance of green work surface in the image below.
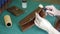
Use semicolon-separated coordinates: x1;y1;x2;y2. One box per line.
0;0;60;34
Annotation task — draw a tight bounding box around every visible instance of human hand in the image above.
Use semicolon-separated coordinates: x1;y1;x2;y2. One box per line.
34;13;60;34
45;5;60;16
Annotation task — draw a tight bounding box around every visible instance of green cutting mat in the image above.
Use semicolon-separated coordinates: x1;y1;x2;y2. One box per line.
0;0;60;34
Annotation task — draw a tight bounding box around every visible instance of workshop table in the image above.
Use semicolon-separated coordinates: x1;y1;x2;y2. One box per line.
0;0;60;34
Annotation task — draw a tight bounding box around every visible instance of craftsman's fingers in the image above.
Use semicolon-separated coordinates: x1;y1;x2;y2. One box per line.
35;18;40;25
45;5;55;11
35;12;42;20
35;12;41;26
35;12;43;22
46;10;54;14
35;13;40;24
46;10;54;16
34;19;40;28
34;20;39;27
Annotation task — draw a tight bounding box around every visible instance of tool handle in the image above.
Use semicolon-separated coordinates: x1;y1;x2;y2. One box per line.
4;15;12;27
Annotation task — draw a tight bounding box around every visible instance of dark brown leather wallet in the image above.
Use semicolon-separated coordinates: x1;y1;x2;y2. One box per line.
19;7;46;32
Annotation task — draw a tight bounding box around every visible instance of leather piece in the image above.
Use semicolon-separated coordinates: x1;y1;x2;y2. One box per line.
20;7;46;32
55;17;60;32
7;6;24;16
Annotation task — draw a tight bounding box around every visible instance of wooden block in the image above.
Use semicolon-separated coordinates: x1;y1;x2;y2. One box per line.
20;7;46;32
7;6;24;16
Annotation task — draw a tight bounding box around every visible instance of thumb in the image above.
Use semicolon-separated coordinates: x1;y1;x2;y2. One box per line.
35;12;42;19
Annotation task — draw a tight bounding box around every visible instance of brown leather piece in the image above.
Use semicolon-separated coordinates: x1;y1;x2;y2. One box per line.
55;19;60;32
21;19;34;31
7;6;24;16
20;7;46;32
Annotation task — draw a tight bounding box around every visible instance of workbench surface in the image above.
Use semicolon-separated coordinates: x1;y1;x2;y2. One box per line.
0;0;60;34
